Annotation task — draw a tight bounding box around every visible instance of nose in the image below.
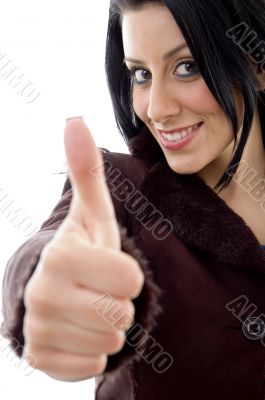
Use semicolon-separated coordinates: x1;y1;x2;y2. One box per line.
147;79;181;123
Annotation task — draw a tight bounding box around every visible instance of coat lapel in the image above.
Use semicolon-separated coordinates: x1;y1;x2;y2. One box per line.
128;125;265;274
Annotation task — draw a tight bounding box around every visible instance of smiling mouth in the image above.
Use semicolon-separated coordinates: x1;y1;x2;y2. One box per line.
158;122;203;142
158;122;203;135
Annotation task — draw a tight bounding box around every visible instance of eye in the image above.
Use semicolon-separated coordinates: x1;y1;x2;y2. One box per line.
128;67;151;85
174;60;199;77
127;59;199;85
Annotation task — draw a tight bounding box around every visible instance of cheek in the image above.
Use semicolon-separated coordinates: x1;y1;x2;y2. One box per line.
132;79;233;131
191;82;235;143
189;81;221;114
132;88;147;120
132;81;222;117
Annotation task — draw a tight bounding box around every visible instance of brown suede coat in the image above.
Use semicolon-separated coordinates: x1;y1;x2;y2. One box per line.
2;125;265;399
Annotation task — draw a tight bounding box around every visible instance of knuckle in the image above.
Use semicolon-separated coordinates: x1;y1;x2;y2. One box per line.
25;288;51;312
28;320;53;344
42;235;81;276
99;298;135;330
22;312;31;339
40;240;61;266
106;331;126;354
122;255;145;298
23;310;59;354
43;236;76;267
41;242;64;272
33;353;54;372
24;281;45;311
126;299;135;319
92;354;108;375
23;342;44;369
23;315;44;345
113;300;135;331
129;268;145;299
23;281;34;308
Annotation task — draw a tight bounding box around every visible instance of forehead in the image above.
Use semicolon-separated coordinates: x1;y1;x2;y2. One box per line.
121;4;186;57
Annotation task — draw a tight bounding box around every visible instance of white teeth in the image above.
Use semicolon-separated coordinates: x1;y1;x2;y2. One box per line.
164;132;182;141
180;131;188;138
162;123;200;142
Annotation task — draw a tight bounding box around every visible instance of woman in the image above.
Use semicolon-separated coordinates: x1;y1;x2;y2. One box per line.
2;0;265;398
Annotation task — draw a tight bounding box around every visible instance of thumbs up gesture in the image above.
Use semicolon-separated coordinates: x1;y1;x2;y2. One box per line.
22;118;145;381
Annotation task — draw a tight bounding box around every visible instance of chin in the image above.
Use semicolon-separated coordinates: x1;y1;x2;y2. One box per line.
166;158;201;175
168;164;200;175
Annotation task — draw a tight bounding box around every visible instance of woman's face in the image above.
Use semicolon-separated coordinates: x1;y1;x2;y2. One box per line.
122;4;245;179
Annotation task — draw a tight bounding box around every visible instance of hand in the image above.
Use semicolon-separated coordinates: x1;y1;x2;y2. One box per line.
22;117;144;381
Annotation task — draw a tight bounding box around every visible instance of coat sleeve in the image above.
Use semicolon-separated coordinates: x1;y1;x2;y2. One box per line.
1;149;163;374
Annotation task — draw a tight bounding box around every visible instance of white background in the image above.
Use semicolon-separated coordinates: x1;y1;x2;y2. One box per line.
0;1;129;398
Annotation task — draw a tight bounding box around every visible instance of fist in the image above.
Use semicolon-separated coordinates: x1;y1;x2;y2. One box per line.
22;117;144;381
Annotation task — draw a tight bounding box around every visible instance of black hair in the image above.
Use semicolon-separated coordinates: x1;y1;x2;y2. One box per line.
105;0;265;193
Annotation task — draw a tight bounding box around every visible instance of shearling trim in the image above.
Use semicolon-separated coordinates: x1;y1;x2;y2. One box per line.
127;125;265;274
127;125;164;164
137;158;265;274
95;361;136;399
105;222;163;372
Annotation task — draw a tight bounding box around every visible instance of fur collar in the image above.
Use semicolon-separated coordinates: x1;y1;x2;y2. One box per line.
127;126;265;274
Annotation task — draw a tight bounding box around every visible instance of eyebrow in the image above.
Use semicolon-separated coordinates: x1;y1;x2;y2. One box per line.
123;42;188;64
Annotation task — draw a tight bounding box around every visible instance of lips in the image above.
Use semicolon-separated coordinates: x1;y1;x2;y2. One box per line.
158;122;203;135
158;121;203;151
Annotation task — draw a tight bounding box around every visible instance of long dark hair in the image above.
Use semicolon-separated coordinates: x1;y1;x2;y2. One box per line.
105;0;265;193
